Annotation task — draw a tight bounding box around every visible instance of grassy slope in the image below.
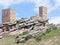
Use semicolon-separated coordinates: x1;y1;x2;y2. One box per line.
42;29;60;40
0;29;60;45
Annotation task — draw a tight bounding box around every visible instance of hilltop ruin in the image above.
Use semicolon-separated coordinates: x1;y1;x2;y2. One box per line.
0;6;48;38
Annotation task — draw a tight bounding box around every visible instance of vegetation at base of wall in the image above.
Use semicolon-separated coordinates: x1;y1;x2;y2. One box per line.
42;29;60;40
17;31;29;36
24;35;32;41
22;31;29;35
34;34;42;42
15;29;53;43
0;29;60;45
46;29;51;33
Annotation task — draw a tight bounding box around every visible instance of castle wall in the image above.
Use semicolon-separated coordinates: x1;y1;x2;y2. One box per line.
39;6;48;20
2;8;16;23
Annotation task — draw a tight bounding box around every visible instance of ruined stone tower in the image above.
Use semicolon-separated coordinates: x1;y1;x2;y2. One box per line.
2;8;16;23
39;6;48;20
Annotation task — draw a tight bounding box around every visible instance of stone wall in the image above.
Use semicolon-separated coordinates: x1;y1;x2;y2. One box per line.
2;8;16;23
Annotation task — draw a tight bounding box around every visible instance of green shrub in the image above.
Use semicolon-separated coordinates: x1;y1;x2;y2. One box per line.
34;35;42;42
16;36;19;38
42;33;46;36
25;35;32;41
52;27;57;30
46;29;51;33
23;31;29;35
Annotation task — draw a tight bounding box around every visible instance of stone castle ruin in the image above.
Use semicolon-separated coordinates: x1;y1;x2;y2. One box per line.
0;6;48;38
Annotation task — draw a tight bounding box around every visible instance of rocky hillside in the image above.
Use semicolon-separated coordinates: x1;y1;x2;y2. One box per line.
0;28;60;45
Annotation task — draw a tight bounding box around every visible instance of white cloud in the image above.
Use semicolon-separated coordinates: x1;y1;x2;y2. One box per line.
48;0;60;13
49;16;60;24
0;0;32;8
0;0;27;8
32;0;51;13
0;0;34;8
0;0;60;12
29;0;60;13
55;0;60;6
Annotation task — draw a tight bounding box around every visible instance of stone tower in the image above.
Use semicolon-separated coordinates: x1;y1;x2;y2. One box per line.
2;8;16;23
39;6;48;20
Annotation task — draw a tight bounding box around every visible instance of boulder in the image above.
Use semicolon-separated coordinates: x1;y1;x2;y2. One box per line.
15;38;25;43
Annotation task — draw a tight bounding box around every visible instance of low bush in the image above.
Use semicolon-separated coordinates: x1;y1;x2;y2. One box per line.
42;33;46;35
24;35;32;41
46;29;51;33
16;36;19;38
23;31;29;35
34;35;42;42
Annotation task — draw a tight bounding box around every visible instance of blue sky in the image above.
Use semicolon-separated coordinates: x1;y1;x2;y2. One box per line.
0;0;60;24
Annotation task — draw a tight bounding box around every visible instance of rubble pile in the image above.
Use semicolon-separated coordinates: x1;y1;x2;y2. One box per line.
15;18;48;43
16;18;48;31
